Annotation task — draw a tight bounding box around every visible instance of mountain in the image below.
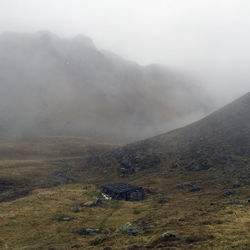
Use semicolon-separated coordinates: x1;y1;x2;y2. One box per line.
0;31;210;142
114;92;250;181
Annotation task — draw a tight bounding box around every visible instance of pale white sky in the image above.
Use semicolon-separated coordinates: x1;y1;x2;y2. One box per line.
0;0;250;103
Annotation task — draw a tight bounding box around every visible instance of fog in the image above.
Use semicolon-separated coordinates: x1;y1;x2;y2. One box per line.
0;1;249;142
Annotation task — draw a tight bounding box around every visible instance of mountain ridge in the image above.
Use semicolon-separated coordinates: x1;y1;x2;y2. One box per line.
0;31;210;142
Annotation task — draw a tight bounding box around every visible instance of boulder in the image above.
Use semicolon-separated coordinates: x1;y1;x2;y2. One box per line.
71;205;79;213
83;201;96;207
115;222;139;236
189;187;201;192
232;183;241;188
208;167;216;171
161;232;179;241
60;217;71;221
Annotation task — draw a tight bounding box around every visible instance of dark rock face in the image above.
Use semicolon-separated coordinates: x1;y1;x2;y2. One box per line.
101;183;145;201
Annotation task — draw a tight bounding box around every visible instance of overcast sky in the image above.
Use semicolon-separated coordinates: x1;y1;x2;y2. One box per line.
0;0;250;104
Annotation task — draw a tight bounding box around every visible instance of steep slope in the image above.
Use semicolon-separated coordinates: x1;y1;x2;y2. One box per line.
0;31;209;142
115;92;250;179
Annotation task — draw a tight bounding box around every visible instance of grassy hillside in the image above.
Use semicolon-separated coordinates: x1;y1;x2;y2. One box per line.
0;136;118;202
0;135;250;249
1;170;250;249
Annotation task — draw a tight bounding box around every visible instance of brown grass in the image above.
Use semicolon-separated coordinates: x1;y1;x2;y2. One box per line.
0;137;250;249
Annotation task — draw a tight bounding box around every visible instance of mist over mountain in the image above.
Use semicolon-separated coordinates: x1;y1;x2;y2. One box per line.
0;31;210;142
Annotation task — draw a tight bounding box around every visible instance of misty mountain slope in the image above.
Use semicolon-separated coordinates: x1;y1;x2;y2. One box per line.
115;92;250;177
0;31;209;142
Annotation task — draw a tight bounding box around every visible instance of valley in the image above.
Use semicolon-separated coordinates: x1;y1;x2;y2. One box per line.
1;93;250;249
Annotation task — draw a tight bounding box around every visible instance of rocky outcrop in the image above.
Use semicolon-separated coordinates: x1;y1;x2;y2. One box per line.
114;144;160;175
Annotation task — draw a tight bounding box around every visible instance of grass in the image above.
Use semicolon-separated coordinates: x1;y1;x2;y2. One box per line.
1;177;250;249
0;137;250;249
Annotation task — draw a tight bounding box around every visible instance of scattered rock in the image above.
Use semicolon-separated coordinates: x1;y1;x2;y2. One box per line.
187;163;200;171
187;161;211;171
189;187;201;192
177;183;193;188
115;222;139;236
82;201;96;207
223;189;236;196
208;167;216;171
161;232;179;241
232;183;241;188
114;147;160;175
171;163;180;169
60;217;71;221
71;206;79;213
